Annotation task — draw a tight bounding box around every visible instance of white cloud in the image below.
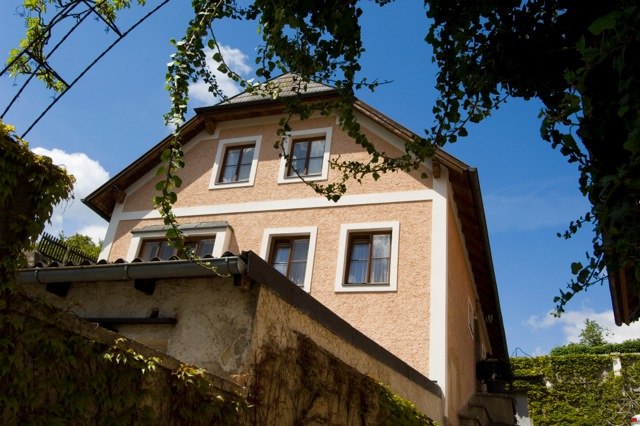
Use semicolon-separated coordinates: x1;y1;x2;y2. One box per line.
31;147;109;243
188;45;252;105
525;308;640;346
484;177;589;233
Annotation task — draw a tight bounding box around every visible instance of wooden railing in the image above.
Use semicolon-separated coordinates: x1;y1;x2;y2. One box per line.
37;233;98;264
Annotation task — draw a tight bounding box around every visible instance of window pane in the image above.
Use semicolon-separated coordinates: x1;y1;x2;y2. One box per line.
288;158;306;176
225;148;241;165
372;234;391;258
291;239;309;261
159;241;175;260
347;260;367;284
288;262;306;286
241;147;254;165
307;158;323;175
237;163;251;181
350;240;370;261
220;165;237;182
370;259;390;283
309;140;325;157
291;141;308;159
272;244;291;277
140;241;159;260
197;239;215;257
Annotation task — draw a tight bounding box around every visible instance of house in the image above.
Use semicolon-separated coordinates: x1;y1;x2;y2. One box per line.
21;74;512;425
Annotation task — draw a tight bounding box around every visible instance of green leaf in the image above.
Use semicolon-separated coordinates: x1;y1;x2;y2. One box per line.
571;262;583;274
588;11;620;35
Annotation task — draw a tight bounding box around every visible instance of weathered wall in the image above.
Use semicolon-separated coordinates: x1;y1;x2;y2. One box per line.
251;286;443;423
24;277;259;381
446;198;481;424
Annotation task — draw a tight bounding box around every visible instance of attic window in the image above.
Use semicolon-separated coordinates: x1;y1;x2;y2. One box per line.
278;127;332;184
209;135;262;189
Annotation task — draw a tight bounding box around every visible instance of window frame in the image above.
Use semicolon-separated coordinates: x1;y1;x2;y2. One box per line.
344;231;392;285
137;235;217;261
277;127;332;184
269;236;311;287
260;226;317;292
127;222;232;262
334;221;399;293
209;135;262;189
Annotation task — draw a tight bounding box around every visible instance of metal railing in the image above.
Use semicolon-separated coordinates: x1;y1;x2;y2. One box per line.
37;233;98;264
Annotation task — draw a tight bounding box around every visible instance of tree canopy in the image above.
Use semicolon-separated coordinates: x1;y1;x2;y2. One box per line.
4;0;639;319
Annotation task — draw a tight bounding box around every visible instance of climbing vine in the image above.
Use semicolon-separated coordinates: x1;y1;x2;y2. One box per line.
512;353;640;425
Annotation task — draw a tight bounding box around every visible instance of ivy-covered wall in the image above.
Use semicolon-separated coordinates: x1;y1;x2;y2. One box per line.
512;353;640;425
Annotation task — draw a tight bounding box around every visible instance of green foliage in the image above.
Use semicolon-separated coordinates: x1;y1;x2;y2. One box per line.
550;339;640;356
0;119;74;280
579;318;609;346
377;382;438;426
512;354;640;425
58;232;102;260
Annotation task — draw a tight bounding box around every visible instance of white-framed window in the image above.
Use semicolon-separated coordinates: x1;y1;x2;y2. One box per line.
277;127;332;184
260;226;317;292
334;221;399;293
209;135;262;189
126;222;232;261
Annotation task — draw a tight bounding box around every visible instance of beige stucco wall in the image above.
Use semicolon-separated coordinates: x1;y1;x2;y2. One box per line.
107;200;432;376
121;115;431;213
446;198;481;423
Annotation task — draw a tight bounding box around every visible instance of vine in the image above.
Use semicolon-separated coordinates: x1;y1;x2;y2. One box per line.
512;353;640;425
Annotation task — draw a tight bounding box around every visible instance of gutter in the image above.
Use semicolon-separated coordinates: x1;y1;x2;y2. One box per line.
17;257;246;285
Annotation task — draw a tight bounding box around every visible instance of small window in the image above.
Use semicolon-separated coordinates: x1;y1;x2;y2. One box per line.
218;144;255;183
260;226;317;292
335;222;399;293
277;127;332;184
269;236;310;286
287;138;325;177
138;236;216;260
209;136;262;189
345;232;391;284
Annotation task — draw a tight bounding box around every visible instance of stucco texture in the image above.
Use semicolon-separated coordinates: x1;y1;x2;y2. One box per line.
108;200;433;376
27;277;260;381
121;115;432;213
446;198;481;423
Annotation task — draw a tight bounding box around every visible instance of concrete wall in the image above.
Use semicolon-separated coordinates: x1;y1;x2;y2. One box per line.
25;277;259;380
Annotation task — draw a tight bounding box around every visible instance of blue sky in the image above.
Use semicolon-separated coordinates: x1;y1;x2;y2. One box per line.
2;1;638;355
